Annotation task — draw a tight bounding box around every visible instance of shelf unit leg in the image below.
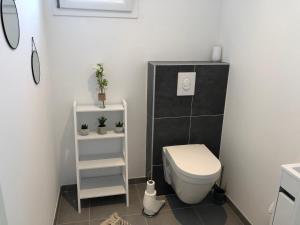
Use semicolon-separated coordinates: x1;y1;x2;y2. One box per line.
77;198;82;213
126;193;129;207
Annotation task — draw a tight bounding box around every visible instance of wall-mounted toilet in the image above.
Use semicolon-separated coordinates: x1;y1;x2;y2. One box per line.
163;144;221;204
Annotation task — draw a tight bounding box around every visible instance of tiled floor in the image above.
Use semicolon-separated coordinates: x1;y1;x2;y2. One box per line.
55;183;244;225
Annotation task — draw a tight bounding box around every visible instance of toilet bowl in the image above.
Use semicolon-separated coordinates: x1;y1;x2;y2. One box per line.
163;144;221;204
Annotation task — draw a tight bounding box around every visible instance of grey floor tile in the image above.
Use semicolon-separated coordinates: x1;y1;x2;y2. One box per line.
135;183;147;201
90;185;142;220
56;191;90;225
165;194;191;209
90;214;147;225
193;203;243;225
136;183;192;211
59;222;89;225
147;208;204;225
56;183;243;225
123;214;148;225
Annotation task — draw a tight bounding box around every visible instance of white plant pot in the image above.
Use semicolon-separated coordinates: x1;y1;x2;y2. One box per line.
114;127;124;133
79;129;89;136
97;127;107;135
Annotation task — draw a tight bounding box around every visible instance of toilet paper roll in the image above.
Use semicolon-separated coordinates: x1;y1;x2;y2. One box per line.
146;180;155;194
211;46;222;62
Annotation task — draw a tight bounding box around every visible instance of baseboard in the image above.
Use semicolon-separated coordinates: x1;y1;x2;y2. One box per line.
129;177;147;184
226;195;252;225
53;187;62;225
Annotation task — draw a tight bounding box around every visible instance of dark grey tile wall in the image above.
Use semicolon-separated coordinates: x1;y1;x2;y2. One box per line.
147;62;229;195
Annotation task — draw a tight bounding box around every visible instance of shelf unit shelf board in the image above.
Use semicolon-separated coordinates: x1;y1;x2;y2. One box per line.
79;175;126;199
78;153;125;170
76;104;124;113
77;131;125;141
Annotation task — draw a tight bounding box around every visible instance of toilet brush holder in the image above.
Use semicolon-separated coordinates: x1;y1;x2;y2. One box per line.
212;184;226;205
142;180;165;217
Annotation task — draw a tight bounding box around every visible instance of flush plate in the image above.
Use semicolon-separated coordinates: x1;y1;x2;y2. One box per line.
177;72;196;96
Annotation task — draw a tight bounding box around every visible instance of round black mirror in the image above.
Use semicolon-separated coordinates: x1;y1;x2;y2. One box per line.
31;38;40;85
0;0;20;49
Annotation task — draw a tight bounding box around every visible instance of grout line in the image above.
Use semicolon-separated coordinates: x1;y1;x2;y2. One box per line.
154;114;224;120
154;116;190;120
188;95;194;144
188;64;196;144
191;114;224;117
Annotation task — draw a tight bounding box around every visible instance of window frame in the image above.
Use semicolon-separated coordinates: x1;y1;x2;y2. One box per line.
57;0;135;12
52;0;138;18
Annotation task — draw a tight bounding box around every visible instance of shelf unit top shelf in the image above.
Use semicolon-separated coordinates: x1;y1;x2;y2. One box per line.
78;153;125;170
77;131;125;141
79;175;126;199
76;104;124;112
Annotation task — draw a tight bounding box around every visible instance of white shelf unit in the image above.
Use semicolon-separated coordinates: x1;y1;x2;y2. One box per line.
73;100;129;213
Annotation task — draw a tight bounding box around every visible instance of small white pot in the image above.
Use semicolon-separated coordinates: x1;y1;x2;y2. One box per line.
114;127;124;133
97;127;107;135
79;129;89;136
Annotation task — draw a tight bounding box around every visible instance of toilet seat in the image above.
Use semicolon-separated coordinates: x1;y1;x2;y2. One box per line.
163;144;221;181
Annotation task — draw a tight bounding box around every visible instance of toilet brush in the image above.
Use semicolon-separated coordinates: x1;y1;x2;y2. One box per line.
142;177;165;217
213;166;226;205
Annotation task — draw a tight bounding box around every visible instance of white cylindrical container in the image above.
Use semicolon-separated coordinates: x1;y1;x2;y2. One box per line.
146;180;155;194
211;46;222;62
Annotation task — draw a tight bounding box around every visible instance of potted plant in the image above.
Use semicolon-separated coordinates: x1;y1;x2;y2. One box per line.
97;116;107;135
114;121;124;133
79;123;89;136
95;64;108;108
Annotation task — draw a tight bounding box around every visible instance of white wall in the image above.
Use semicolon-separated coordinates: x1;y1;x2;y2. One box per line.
219;0;300;224
46;0;222;184
0;1;59;225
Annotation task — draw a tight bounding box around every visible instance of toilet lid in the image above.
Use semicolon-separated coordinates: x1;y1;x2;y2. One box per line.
164;144;221;179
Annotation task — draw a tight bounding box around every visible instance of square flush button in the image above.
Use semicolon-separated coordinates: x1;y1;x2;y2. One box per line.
177;72;196;96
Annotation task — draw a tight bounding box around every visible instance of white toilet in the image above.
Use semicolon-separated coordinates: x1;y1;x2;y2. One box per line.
163;144;221;204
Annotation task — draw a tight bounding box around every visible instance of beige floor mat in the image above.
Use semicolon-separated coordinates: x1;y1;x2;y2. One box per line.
100;213;131;225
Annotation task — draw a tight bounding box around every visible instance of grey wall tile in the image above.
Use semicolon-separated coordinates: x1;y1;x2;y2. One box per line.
153;117;190;165
189;116;224;157
192;65;229;115
154;65;194;118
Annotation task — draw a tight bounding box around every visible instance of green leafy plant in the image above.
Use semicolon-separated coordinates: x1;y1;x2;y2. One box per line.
115;121;124;127
81;124;88;129
95;64;108;94
98;116;107;127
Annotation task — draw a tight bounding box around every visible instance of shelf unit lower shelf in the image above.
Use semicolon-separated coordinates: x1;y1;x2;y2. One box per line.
79;175;126;199
78;153;125;170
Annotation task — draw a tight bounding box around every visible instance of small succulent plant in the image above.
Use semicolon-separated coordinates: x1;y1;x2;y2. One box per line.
115;121;124;127
81;124;88;129
98;117;107;127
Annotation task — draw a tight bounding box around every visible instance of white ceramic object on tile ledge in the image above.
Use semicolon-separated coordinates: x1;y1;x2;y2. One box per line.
163;144;221;204
211;46;222;62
